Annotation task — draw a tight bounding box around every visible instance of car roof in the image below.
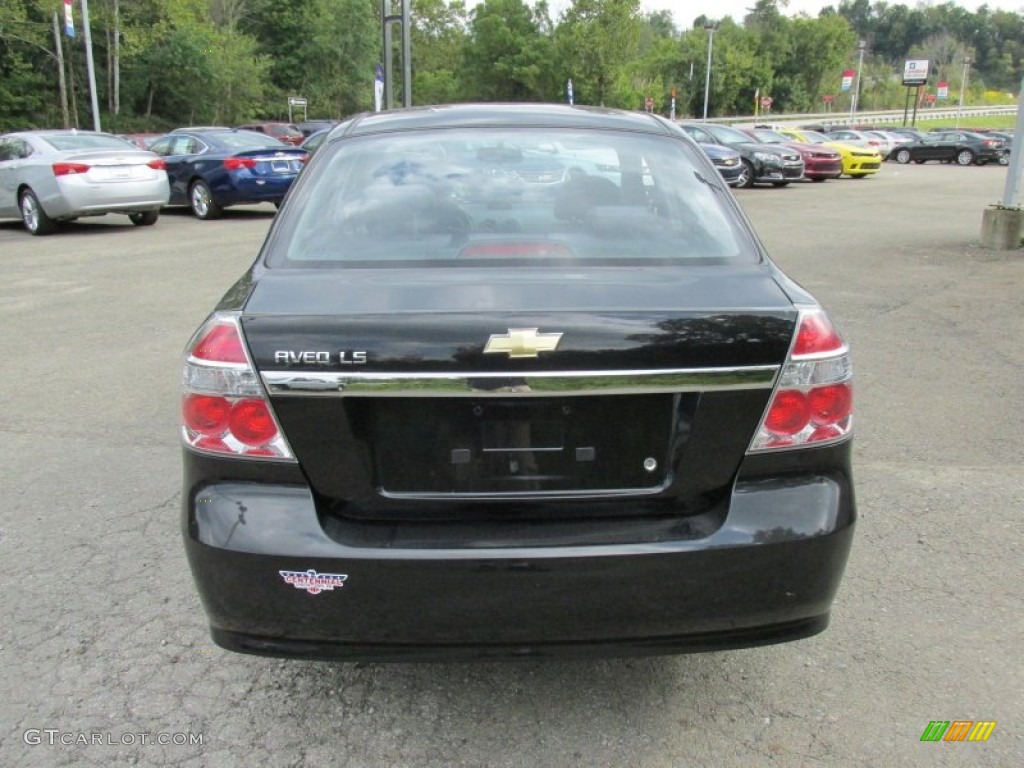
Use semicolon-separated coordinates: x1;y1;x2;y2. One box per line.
338;104;676;137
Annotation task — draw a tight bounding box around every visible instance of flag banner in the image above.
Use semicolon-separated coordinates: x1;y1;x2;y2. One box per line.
840;70;854;91
374;64;384;112
64;0;74;37
567;79;574;106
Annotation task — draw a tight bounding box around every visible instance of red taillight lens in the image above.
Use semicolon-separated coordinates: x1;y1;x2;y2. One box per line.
52;162;91;176
808;383;852;424
764;390;810;435
750;308;853;452
228;399;277;446
224;157;257;170
181;314;293;460
191;323;248;363
147;158;167;170
183;394;230;436
792;311;845;356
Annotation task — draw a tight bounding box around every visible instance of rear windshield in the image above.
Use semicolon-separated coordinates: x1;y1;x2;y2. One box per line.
267;127;750;268
212;131;287;149
268;124;303;139
41;133;138;151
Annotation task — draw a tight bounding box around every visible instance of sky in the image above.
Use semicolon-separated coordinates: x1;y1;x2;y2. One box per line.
543;0;1024;23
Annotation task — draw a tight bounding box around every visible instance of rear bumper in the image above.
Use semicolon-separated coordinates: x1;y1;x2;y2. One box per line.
183;463;855;661
47;176;169;217
212;173;298;206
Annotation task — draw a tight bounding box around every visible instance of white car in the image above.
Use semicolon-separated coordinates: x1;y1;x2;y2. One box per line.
827;129;893;159
0;130;170;235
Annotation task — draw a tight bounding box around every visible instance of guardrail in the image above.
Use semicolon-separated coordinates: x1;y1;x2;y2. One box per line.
717;105;1017;129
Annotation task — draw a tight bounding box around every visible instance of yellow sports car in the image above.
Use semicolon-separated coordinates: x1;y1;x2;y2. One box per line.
779;129;882;179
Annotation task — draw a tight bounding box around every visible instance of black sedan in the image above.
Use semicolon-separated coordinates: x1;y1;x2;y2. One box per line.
148;129;307;219
679;122;804;188
181;104;855;661
893;130;1007;166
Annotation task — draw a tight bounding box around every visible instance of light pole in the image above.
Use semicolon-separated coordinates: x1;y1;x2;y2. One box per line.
702;22;717;122
956;56;971;128
850;39;866;118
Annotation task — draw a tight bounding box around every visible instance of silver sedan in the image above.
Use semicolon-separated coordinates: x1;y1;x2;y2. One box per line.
0;130;170;235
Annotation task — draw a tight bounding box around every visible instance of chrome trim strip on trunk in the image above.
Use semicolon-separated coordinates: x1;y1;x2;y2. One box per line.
261;366;779;397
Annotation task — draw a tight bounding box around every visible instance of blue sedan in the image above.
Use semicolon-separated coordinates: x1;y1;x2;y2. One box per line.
148;130;307;219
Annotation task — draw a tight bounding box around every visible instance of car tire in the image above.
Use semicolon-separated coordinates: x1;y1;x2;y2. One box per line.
736;160;754;189
129;210;160;227
956;149;975;166
19;188;58;236
999;154;1010;166
189;180;223;220
895;149;912;164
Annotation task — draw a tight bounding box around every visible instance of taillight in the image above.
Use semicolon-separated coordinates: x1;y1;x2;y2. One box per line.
749;308;853;451
52;162;90;176
181;314;293;459
147;158;167;170
224;157;257;171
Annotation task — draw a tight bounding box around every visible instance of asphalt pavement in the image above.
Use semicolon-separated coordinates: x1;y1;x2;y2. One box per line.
0;165;1021;767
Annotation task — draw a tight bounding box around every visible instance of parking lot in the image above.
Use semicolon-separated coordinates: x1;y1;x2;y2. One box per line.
1;164;1021;767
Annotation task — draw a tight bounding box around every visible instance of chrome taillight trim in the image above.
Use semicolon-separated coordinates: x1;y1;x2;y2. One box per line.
746;307;854;453
261;365;779;397
181;312;296;462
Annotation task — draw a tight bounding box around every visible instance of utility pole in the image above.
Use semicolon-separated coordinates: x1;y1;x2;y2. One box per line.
956;56;971;128
50;13;70;127
380;0;412;110
702;22;717;121
850;40;866;118
113;0;120;116
80;0;101;131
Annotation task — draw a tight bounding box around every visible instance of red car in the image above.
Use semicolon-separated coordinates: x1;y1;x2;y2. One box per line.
741;128;842;182
236;122;305;146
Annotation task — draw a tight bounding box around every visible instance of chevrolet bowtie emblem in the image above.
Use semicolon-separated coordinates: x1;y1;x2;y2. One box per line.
484;328;563;358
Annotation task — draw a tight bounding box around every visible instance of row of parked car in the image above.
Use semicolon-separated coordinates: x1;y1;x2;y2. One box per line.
0;121;345;234
680;123;1012;190
0;117;1012;235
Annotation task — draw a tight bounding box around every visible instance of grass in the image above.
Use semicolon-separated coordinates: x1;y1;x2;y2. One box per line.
897;114;1016;131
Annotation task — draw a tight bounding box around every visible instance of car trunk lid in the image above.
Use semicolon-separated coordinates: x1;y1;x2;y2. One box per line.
240;265;797;516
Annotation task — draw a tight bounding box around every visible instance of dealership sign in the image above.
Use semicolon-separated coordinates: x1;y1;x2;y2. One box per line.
937;81;949;99
840;70;854;91
903;59;930;86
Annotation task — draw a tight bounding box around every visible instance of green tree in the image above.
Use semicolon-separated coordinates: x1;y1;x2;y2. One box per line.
411;0;468;105
462;0;554;101
555;0;643;107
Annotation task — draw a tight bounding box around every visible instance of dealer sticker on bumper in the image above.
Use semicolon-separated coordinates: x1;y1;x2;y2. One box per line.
279;569;348;595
